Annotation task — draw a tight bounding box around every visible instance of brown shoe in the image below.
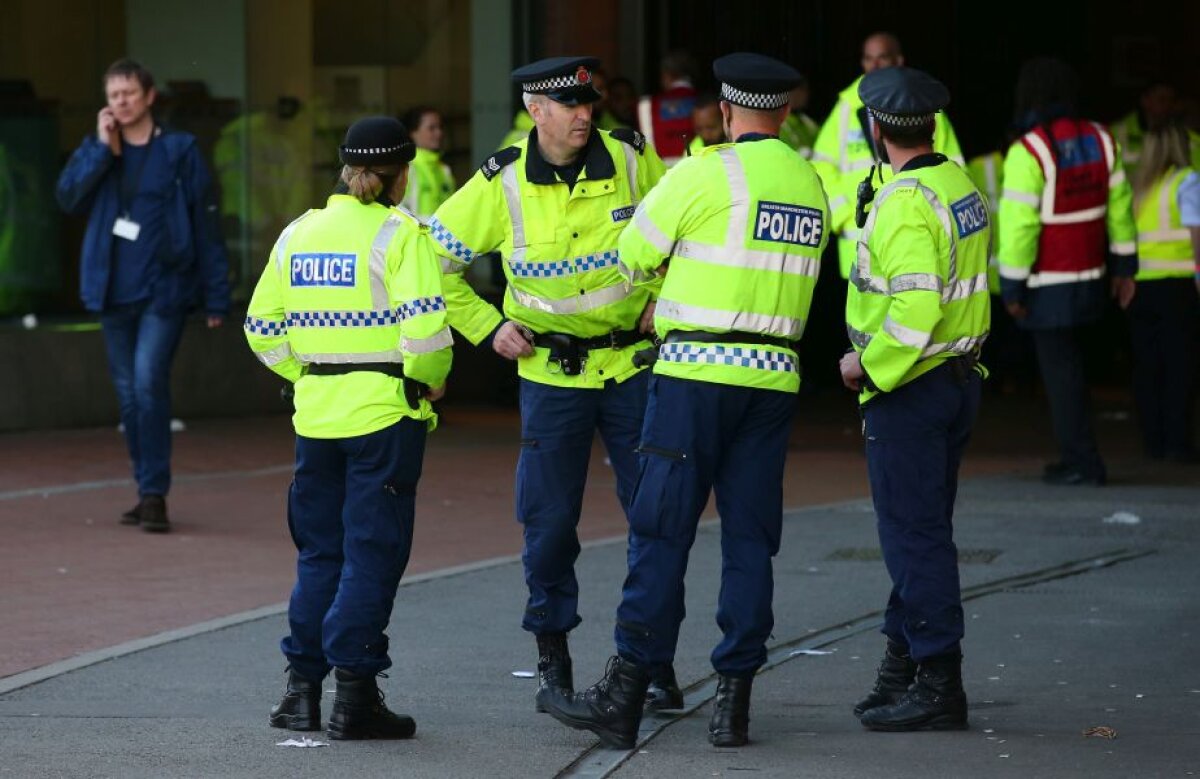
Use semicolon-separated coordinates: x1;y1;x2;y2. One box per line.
139;495;170;533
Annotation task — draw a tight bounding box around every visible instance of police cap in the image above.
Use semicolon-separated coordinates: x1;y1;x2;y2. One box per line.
858;67;949;128
512;56;602;106
713;53;802;111
339;116;415;166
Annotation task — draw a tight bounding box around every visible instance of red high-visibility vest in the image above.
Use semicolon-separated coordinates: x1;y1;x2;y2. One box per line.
637;85;697;163
1020;119;1116;277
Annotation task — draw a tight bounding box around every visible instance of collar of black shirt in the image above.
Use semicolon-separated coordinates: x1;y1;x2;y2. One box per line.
900;152;948;172
735;132;778;143
525;127;615;186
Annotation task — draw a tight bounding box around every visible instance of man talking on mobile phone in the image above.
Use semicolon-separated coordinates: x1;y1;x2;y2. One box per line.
56;59;230;533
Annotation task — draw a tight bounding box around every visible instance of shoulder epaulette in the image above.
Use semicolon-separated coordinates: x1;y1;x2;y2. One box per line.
609;128;646;155
480;146;522;181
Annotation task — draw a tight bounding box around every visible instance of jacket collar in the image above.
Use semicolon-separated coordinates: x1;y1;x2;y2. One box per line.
525;127;615;185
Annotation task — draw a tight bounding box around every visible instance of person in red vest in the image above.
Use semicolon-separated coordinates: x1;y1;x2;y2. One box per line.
997;57;1138;486
637;50;698;165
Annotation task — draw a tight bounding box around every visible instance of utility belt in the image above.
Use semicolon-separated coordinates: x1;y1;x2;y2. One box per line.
530;329;645;376
632;330;798;368
942;349;980;385
305;362;429;410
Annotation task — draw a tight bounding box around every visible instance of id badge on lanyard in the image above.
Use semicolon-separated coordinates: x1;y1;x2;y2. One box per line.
112;127;156;242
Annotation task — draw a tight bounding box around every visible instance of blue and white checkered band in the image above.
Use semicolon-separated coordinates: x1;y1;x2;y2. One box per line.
243;316;285;336
428;217;475;264
523;70;591;94
342;145;407;156
658;343;798;373
509;250;620;278
286;310;400;328
867;107;936;127
720;83;789;110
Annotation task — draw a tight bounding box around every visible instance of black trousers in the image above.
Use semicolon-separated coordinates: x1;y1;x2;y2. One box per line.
1129;278;1199;457
1032;327;1105;476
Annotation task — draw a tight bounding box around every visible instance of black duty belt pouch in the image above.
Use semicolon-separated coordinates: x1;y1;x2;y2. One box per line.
531;329;643;376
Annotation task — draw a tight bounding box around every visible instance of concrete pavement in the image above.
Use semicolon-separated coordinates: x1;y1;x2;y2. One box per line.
2;463;1198;778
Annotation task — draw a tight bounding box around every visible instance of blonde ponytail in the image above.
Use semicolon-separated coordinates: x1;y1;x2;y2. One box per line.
340;164;403;204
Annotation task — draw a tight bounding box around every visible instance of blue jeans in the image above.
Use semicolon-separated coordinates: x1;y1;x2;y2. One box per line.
282;418;427;681
516;371;649;635
99;301;187;497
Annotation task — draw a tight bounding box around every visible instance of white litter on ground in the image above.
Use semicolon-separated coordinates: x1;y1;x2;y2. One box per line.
276;737;328;748
789;649;833;657
1102;511;1141;525
511;670;536;678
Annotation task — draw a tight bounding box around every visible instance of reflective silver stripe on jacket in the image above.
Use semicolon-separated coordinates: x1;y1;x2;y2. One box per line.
369;215;404;312
501;164;526;248
402;327;454;354
253;343;295;368
847;324;986;358
657;297;805;340
1026;267;1105;288
622;142;641;205
296;349;405;364
1138;258;1195;271
1002;188;1040;208
882;315;931;350
509;281;633;315
1138;168;1192;244
273;209;315;272
631;209;675;255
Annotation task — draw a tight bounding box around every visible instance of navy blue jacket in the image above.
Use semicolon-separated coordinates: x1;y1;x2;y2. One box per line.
56;128;230;316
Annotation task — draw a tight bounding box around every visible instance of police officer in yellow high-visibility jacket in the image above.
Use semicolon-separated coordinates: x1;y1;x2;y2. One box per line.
399;106;456;220
811;32;963;279
245;117;452;741
425;56;673;714
542;53;828;751
1129;124;1200;461
838;69;990;734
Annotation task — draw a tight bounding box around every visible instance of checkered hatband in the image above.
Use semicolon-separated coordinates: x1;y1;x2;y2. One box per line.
720;82;789;110
867;108;936;127
523;68;592;94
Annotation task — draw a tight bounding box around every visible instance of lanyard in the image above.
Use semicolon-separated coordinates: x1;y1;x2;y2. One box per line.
118;126;157;217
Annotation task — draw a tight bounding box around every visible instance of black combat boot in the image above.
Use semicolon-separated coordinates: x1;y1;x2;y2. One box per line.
534;632;573;713
645;664;685;711
120;503;141;526
327;668;416;740
853;640;917;717
268;667;321;731
139;495;170;533
542;655;651;750
859;653;968;731
709;674;753;747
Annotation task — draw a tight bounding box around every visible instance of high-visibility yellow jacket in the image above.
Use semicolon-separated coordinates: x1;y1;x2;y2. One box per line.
498;111;535;151
1135;166;1197;281
618;137;829;393
244;194;453;438
1109;111;1200;174
845;157;991;403
400;147;455;220
428;128;666;388
966;150;1004;294
780;111;819;159
812;75;964;278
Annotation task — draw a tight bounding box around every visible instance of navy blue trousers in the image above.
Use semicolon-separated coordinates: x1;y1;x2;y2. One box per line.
615;376;795;677
99;300;187;496
517;371;648;635
863;363;981;662
282;418;426;681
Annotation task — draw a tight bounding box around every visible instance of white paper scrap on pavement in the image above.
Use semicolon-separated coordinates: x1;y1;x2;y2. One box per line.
276;737;329;748
1102;512;1141;525
511;670;536;678
789;649;833;657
